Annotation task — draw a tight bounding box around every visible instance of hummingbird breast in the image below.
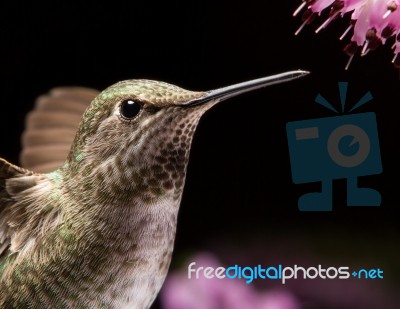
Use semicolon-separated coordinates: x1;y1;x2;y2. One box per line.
57;192;180;309
90;200;179;309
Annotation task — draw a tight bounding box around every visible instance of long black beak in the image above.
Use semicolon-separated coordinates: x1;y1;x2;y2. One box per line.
185;70;309;106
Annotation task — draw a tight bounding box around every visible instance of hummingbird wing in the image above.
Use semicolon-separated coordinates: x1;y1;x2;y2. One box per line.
0;158;35;259
20;87;99;173
0;86;98;269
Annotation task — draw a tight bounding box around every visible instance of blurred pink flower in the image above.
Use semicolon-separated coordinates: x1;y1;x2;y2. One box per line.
294;0;400;68
160;253;299;309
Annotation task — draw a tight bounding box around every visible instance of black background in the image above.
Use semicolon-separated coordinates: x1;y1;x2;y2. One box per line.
0;1;399;308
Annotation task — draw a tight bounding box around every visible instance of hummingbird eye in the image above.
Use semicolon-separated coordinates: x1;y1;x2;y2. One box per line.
120;99;142;120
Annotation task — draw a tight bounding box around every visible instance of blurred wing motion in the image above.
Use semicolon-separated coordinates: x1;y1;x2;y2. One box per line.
20;87;99;173
0;87;100;274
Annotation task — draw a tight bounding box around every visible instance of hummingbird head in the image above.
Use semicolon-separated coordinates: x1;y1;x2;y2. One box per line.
66;79;213;204
64;71;308;205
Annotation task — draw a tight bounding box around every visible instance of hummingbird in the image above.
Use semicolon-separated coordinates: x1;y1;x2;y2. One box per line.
0;71;308;309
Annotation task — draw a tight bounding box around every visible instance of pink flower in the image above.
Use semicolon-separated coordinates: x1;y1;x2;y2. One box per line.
294;0;400;69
